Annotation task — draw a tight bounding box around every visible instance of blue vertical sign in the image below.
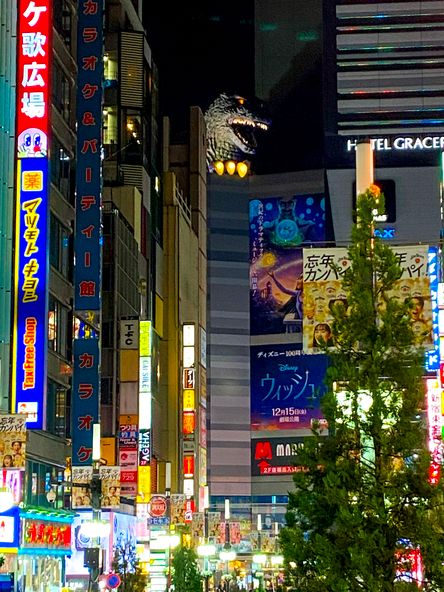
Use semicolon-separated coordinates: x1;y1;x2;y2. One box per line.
72;0;103;465
425;246;440;372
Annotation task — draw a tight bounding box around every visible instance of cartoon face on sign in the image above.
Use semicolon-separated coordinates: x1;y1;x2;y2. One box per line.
17;128;48;157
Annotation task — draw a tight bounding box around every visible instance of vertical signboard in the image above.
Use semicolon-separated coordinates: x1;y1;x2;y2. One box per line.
72;0;104;465
12;0;52;429
71;339;100;465
137;321;152;500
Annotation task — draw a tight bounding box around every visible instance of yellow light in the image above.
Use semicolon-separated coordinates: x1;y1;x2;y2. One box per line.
214;161;224;176
237;162;248;178
225;161;236;175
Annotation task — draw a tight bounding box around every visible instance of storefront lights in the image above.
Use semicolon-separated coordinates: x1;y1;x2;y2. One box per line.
80;519;110;538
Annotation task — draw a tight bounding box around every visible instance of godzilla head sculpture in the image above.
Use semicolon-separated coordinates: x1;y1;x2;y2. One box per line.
204;93;270;172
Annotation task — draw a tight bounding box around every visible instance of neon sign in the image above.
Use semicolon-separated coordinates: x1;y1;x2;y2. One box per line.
12;0;52;429
347;136;444;153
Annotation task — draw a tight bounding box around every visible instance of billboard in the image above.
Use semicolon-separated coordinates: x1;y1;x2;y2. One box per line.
250;344;328;432
249;195;326;336
303;245;432;353
12;0;52;429
251;436;306;476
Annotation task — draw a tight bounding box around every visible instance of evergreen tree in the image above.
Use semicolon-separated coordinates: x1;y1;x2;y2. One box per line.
171;545;202;592
280;187;444;592
111;538;148;592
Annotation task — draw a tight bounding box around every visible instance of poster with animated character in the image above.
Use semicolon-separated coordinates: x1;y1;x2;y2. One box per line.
249;194;326;336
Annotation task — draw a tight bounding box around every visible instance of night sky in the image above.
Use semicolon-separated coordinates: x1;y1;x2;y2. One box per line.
144;2;324;174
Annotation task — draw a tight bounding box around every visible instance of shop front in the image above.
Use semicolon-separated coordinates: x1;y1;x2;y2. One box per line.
16;507;74;592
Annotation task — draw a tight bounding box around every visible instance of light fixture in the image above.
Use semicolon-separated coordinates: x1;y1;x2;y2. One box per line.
214;161;224;176
252;553;267;565
225;161;236;175
237;162;248;178
271;555;284;566
80;519;110;538
197;543;216;557
219;549;236;562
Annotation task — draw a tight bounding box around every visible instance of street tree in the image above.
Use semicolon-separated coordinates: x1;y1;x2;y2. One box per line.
280;187;444;592
171;545;202;592
111;538;148;592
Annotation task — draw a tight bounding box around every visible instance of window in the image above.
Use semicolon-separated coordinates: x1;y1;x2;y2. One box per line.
51;136;73;204
48;295;69;358
50;214;71;279
53;0;72;48
52;61;71;124
47;380;67;439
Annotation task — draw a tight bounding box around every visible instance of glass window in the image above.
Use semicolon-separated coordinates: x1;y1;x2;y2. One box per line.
50;214;71;279
53;0;72;48
52;61;71;124
48;295;69;358
51;136;73;204
47;380;67;439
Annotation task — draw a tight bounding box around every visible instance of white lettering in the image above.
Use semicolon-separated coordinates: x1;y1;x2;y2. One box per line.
347;135;444;152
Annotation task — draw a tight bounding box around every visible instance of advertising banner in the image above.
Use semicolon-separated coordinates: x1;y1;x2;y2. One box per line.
250;344;328;432
303;246;432;353
249;195;326;336
100;466;121;508
118;415;138;497
0;416;27;469
251;436;306;476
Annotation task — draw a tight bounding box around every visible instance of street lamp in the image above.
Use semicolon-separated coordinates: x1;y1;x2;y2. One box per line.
252;553;267;592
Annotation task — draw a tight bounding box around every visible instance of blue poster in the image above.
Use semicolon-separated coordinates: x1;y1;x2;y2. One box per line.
250;344;328;431
249;195;326;336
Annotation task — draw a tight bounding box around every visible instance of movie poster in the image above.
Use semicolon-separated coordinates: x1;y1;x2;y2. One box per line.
250;344;328;431
249;195;326;336
303;246;432;353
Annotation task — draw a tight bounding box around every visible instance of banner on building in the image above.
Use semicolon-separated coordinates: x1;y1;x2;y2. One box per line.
303;246;432;353
118;415;138;497
249;195;326;336
100;466;121;508
250;344;328;432
0;416;27;469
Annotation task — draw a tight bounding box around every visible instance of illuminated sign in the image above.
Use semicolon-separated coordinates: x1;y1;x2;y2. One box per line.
138;322;152;499
182;411;195;435
0;507;20;550
183;389;195;410
426;379;442;484
425;247;440;372
183;455;195;478
347;136;444;152
183;368;195;389
22;518;71;551
71;339;100;465
12;0;52;429
72;0;104;465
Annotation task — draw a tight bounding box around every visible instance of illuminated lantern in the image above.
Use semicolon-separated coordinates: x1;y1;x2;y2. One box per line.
237;162;248;178
225;161;236;175
214;161;224;176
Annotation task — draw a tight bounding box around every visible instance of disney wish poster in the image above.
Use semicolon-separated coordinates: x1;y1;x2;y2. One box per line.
249;195;326;336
